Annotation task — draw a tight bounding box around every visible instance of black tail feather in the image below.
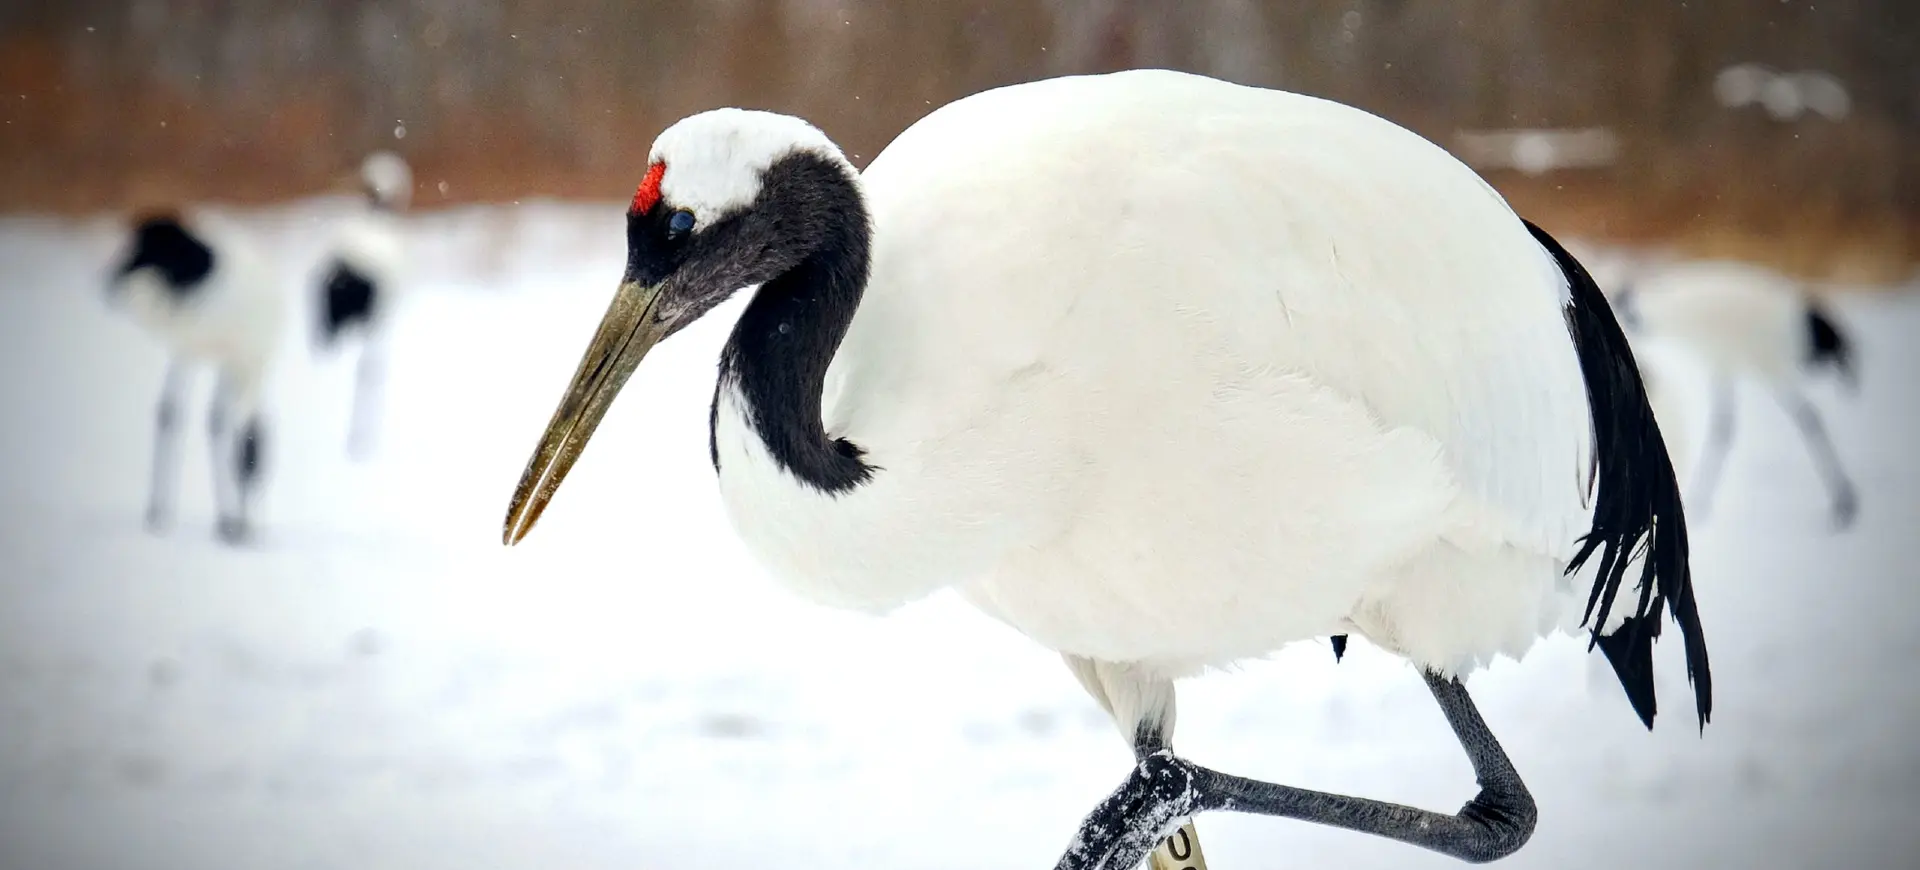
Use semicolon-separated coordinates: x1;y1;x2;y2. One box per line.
1804;303;1857;392
318;261;379;349
1331;634;1348;663
1595;614;1659;724
1525;219;1712;732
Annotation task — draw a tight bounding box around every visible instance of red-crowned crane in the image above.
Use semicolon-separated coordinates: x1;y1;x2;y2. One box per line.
1614;258;1858;529
314;150;413;460
107;211;284;545
500;70;1710;869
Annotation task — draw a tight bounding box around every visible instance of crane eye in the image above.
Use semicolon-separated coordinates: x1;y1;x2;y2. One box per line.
667;209;696;235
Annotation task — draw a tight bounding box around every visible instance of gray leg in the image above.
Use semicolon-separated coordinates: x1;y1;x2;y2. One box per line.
1690;372;1737;521
1055;671;1535;870
207;373;253;546
145;359;188;533
1777;389;1858;529
347;342;384;461
230;415;265;540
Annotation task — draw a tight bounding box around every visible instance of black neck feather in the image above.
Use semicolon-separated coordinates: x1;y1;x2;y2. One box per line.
715;164;874;494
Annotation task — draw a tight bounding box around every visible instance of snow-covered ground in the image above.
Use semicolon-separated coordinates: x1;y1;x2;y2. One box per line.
1;202;1915;870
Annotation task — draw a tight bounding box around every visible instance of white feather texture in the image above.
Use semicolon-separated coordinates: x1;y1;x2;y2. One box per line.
696;70;1617;681
651;109;845;224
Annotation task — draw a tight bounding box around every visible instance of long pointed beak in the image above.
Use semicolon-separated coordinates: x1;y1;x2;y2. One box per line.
502;280;669;545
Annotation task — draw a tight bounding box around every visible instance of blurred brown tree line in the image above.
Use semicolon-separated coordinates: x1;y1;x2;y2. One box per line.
2;0;1916;277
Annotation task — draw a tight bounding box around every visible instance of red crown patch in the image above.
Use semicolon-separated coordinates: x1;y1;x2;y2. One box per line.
630;161;667;215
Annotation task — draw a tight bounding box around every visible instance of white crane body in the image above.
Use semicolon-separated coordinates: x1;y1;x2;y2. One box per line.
502;70;1710;870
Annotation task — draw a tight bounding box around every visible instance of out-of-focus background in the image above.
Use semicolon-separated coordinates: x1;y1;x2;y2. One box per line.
6;0;1919;276
0;3;1915;870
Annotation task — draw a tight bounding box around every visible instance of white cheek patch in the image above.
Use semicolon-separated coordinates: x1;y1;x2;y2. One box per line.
648;108;848;225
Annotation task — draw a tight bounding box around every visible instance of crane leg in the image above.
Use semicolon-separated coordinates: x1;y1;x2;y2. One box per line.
1053;670;1535;869
1059;656;1211;870
207;372;259;546
230;414;265;540
1776;389;1857;529
1689;372;1737;521
144;358;187;533
347;341;385;461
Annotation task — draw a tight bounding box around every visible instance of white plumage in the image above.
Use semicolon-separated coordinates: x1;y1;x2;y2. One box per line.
714;72;1593;675
505;69;1707;869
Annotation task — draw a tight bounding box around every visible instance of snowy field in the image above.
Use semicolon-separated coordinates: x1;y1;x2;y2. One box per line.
0;202;1915;870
